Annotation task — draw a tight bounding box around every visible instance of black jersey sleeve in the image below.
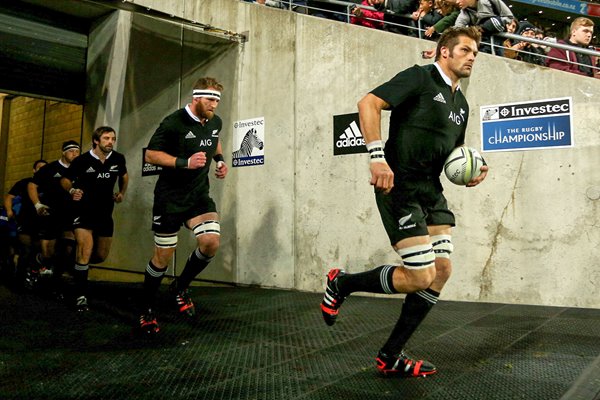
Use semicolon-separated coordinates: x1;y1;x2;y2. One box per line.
117;152;128;176
370;65;425;108
147;114;177;154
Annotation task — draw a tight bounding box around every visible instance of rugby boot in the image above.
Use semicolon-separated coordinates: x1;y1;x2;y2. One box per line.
376;350;437;377
320;268;346;326
170;281;196;317
139;309;160;335
75;295;89;312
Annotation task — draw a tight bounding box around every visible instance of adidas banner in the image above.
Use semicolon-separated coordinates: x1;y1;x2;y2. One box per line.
333;113;367;156
142;148;163;177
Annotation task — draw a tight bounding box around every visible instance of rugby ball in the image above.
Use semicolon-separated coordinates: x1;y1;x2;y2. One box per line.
444;146;484;185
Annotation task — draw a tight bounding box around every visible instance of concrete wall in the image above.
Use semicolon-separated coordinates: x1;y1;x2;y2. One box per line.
91;0;600;308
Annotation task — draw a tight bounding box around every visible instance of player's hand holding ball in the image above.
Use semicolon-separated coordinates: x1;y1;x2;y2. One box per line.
444;145;488;187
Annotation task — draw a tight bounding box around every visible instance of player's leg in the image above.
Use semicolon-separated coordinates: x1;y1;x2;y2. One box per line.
376;225;452;377
321;189;435;326
73;227;94;311
91;236;112;264
170;212;220;317
377;190;455;377
138;211;181;334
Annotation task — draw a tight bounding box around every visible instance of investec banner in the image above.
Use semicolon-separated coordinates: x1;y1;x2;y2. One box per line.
333;112;367;156
480;97;573;152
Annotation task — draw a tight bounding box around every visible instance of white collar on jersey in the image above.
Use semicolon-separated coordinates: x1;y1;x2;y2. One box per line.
185;104;209;124
186;104;206;123
433;62;461;91
90;148;113;160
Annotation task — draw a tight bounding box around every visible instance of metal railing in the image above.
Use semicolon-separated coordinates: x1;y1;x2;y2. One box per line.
244;0;600;76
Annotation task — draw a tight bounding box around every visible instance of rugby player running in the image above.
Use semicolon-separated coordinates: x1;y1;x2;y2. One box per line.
321;27;488;377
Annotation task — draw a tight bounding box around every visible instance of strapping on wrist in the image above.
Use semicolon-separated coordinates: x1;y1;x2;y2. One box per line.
366;140;386;164
175;157;188;169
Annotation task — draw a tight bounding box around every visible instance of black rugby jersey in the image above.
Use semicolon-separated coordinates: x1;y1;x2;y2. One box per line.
9;178;36;223
147;107;222;213
32;160;71;209
64;150;127;214
371;63;468;180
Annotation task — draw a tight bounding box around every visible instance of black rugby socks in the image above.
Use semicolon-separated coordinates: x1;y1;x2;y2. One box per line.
176;248;213;291
337;265;398;297
142;261;166;308
380;288;440;356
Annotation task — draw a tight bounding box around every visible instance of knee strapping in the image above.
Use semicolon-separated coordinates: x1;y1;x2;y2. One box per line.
396;244;435;270
431;234;453;259
192;220;220;237
154;233;177;248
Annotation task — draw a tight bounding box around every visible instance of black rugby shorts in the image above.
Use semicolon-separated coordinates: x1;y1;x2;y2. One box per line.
375;179;455;245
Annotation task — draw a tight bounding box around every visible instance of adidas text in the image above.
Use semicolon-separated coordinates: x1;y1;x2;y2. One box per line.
336;137;365;148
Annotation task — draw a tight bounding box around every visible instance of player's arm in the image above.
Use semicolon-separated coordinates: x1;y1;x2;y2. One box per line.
145;149;206;170
213;140;228;179
3;193;15;219
27;181;50;215
114;172;129;203
357;93;394;194
60;176;83;201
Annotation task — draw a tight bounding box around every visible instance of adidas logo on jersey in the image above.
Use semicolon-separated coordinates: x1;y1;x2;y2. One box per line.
185;131;196;139
433;93;446;104
53;173;62;178
86;167;95;173
336;121;365;148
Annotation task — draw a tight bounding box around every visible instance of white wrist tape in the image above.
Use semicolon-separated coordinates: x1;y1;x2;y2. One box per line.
34;202;46;210
366;140;386;164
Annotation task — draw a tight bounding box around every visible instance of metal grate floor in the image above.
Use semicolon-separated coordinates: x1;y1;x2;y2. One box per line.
0;281;599;400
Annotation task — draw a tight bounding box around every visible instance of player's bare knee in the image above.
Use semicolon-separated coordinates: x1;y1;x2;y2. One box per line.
435;258;452;283
411;267;437;290
198;234;220;256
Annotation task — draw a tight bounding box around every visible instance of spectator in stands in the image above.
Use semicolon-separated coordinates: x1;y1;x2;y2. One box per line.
501;18;520;59
376;0;420;35
308;0;360;21
424;0;459;38
351;0;385;29
546;17;595;78
454;0;514;54
411;0;443;38
254;0;285;7
514;22;546;66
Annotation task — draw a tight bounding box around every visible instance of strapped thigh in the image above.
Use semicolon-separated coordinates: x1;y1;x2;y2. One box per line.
396;243;435;270
431;234;453;259
191;220;220;237
154;232;178;248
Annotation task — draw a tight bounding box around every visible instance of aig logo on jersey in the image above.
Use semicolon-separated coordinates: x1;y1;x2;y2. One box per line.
448;108;466;126
333;113;367;156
